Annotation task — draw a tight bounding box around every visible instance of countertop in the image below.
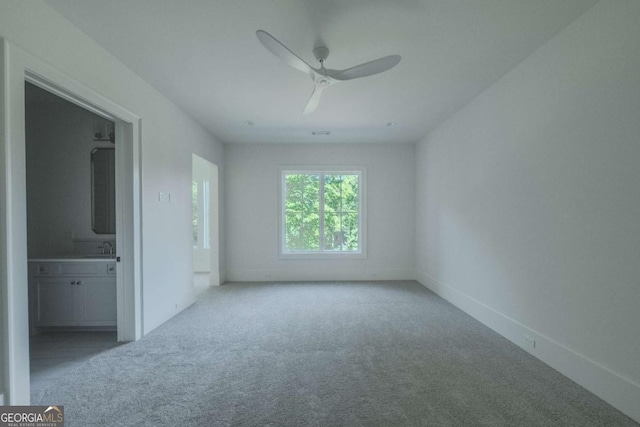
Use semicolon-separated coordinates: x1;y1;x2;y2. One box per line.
28;254;117;262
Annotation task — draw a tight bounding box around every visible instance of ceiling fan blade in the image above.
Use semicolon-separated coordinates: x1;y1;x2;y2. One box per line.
302;85;325;115
329;55;401;81
256;30;315;78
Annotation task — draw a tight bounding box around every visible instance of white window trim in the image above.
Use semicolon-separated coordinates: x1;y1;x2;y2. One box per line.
279;166;367;259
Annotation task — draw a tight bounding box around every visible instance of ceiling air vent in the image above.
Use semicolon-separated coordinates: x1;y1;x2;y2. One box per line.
311;131;332;136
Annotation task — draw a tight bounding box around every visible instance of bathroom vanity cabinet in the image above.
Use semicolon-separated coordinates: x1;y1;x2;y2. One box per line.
29;258;117;329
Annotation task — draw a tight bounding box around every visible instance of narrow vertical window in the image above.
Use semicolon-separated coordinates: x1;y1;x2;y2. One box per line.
202;180;210;249
192;181;198;247
192;179;210;249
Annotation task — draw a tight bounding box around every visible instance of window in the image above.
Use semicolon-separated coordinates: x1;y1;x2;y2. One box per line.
280;168;365;257
192;180;198;247
192;179;210;249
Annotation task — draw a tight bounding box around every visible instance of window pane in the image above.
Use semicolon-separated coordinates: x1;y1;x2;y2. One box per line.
284;174;320;251
323;212;359;252
342;175;359;212
343;211;359;251
323;174;359;252
203;181;210;249
324;174;359;212
192;181;198;247
323;212;340;250
285;212;303;250
323;175;342;211
302;212;320;250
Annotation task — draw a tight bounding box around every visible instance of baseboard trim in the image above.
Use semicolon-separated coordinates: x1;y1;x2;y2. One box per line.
226;268;415;283
415;269;640;423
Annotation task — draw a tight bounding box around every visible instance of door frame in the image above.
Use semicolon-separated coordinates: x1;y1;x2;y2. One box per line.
1;40;143;404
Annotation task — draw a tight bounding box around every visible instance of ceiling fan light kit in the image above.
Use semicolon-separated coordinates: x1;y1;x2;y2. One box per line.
256;30;401;115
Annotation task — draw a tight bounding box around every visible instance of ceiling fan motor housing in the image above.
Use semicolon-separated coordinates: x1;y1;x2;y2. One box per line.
313;47;329;63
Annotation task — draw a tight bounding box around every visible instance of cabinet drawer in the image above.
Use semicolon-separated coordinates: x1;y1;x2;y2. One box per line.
59;262;102;276
31;262;112;277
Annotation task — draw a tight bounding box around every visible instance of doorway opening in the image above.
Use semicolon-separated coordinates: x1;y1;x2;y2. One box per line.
192;154;219;294
25;82;123;395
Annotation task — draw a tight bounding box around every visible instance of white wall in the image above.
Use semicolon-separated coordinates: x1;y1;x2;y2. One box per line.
415;0;640;421
26;86;115;257
225;143;415;281
0;0;224;338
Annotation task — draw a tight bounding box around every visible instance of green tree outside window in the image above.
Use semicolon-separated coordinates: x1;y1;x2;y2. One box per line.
283;171;360;253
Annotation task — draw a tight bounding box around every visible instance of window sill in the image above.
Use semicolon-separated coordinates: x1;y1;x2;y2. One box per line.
279;251;366;260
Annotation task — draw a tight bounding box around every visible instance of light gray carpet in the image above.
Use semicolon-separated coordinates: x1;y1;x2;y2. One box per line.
32;281;637;426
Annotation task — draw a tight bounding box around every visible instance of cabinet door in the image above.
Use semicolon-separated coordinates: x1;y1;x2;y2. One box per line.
35;279;77;326
78;279;117;326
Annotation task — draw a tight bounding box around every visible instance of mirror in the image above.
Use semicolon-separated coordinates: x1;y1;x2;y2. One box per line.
91;148;115;234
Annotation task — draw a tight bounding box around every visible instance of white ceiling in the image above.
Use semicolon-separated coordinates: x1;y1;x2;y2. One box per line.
46;0;598;144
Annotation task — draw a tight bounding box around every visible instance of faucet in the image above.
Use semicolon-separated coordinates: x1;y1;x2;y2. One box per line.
99;241;113;255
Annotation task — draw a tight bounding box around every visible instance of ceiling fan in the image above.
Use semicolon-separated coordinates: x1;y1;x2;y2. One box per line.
256;30;401;115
